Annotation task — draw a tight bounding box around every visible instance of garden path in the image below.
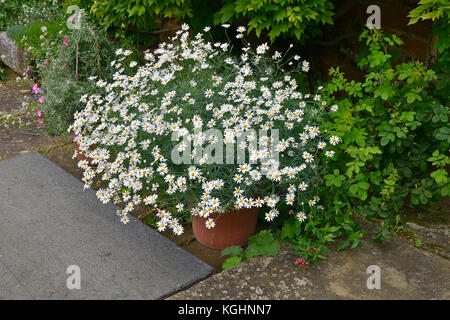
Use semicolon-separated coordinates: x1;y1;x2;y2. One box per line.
0;152;214;299
168;217;449;300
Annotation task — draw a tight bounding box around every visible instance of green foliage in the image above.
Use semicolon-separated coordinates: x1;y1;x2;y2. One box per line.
222;256;242;269
70;0;337;44
38;17;122;134
408;0;450;24
221;231;280;270
408;0;450;73
0;0;24;29
90;0;193;31
246;230;281;258
415;238;422;247
428;151;450;196
276;208;364;264
322;29;450;243
431;18;450;72
221;245;244;257
6;21;64;61
0;64;7;81
0;0;63;29
214;0;334;42
222;208;364;269
0;0;39;29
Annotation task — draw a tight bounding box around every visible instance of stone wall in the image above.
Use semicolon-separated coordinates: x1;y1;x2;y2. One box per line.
0;31;27;75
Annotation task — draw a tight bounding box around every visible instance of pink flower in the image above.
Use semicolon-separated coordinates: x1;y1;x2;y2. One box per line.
26;66;31;73
63;39;69;45
68;16;74;22
39;96;45;103
44;60;50;66
37;109;42;117
32;83;40;94
38;118;43;125
63;63;67;67
294;258;309;269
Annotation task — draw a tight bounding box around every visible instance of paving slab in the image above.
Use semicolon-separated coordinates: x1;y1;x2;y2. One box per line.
0;152;214;299
168;234;450;300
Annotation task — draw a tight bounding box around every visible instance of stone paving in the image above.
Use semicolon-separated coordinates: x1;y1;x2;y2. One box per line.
168;237;449;300
0;152;214;299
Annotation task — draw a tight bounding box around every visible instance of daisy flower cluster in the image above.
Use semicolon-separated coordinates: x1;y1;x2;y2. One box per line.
69;24;340;235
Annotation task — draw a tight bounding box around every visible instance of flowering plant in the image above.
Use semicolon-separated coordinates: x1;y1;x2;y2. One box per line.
13;10;122;134
70;24;340;235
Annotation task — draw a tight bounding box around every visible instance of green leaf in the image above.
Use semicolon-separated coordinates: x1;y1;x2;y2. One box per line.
380;136;390;146
221;245;243;257
357;190;368;201
349;184;359;195
245;231;280;259
415;238;422;248
222;256;241;270
337;240;350;251
431;169;447;185
359;181;370;191
281;220;298;240
441;185;449;196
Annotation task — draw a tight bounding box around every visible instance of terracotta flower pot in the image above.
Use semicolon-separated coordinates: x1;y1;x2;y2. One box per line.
192;207;259;250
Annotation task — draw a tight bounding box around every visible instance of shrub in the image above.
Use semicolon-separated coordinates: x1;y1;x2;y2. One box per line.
214;0;335;42
37;15;121;134
408;0;450;90
90;0;193;32
408;0;450;25
0;0;62;29
83;0;335;44
69;24;340;236
320;29;449;243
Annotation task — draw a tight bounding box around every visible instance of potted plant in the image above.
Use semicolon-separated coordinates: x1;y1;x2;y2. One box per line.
69;24;339;249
